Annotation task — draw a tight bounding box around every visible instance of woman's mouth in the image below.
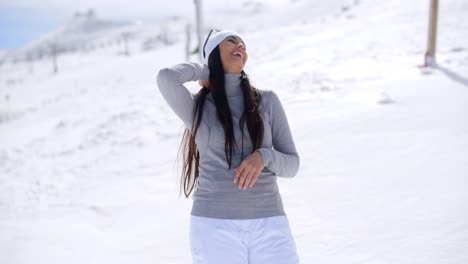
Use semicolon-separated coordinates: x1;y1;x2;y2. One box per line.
232;52;243;59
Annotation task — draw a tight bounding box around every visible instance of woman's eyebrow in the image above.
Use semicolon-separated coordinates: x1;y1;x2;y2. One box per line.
228;37;245;44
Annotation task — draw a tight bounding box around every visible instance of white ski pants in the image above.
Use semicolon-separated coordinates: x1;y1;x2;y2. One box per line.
189;214;300;264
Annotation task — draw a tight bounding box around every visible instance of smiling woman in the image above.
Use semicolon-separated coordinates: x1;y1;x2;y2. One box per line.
156;29;300;264
219;35;248;73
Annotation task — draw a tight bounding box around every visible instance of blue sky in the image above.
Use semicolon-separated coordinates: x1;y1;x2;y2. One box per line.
0;8;71;49
0;1;242;50
0;3;194;50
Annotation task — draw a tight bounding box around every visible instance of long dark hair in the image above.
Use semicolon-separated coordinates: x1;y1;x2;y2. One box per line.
178;46;264;198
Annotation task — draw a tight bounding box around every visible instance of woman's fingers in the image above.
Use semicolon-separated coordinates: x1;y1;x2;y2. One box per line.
236;166;259;190
244;169;260;189
234;165;248;189
248;170;260;188
236;166;249;190
233;166;244;184
233;151;265;190
199;80;210;87
240;169;256;190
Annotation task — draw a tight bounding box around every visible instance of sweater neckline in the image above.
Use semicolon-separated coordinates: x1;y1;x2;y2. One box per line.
224;73;242;97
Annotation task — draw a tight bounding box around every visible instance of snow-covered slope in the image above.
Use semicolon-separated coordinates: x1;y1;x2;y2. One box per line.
2;10;187;63
0;0;467;263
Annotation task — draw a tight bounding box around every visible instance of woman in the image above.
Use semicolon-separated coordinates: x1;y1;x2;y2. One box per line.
156;29;301;264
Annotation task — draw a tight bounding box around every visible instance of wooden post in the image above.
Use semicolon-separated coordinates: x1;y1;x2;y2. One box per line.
50;43;59;74
425;0;438;66
194;0;203;62
185;23;191;62
122;32;130;56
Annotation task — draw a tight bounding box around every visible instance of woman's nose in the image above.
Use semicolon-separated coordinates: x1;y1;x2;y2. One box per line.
237;42;245;50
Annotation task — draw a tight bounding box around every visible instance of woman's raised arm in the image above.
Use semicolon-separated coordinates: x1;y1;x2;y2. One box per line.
156;62;210;129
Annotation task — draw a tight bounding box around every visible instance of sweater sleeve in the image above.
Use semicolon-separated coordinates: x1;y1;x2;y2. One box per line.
156;62;210;129
256;91;300;178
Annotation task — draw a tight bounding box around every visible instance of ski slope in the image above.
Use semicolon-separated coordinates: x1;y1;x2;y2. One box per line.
1;0;467;263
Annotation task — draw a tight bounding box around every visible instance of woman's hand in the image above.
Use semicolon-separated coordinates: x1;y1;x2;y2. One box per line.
233;151;265;190
199;79;210;87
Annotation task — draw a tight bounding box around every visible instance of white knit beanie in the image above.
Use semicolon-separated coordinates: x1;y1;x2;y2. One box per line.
202;29;245;65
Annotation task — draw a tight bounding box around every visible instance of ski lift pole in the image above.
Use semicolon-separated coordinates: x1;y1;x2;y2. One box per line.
194;0;203;62
425;0;438;66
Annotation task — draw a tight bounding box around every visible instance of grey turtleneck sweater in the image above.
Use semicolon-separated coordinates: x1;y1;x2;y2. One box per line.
156;62;300;219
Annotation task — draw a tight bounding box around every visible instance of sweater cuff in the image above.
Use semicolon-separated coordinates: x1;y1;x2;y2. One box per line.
198;63;210;81
256;148;272;167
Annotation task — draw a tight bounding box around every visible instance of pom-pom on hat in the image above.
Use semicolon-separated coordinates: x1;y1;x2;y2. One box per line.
202;29;246;65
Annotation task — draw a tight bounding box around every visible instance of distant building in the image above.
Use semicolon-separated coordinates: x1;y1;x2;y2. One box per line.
74;9;96;20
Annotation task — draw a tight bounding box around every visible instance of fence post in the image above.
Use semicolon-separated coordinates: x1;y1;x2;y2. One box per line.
194;0;203;62
425;0;438;66
186;23;191;62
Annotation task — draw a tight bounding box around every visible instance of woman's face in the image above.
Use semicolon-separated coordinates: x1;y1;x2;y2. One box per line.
218;36;248;74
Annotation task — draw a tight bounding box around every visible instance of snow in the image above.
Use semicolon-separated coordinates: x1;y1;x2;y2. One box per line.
1;0;467;263
2;12;187;63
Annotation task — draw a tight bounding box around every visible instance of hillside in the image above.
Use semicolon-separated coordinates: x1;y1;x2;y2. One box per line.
1;0;467;263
